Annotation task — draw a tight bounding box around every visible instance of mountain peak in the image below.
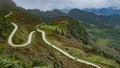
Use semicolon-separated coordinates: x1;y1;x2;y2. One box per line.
53;9;60;12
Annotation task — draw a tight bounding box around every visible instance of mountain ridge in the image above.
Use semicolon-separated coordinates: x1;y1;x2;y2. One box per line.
28;8;120;67
28;8;120;28
0;0;120;67
84;7;120;16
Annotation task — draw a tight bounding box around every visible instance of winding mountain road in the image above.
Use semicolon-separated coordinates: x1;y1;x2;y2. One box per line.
5;11;35;47
5;11;13;18
8;23;35;47
6;12;101;68
37;28;101;68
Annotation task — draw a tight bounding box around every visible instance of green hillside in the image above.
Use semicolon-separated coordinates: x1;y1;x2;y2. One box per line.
0;0;120;68
28;8;120;67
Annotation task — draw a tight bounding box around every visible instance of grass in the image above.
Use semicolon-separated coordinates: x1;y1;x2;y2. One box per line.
67;47;81;58
96;39;109;45
41;25;57;30
40;24;116;67
0;44;7;51
83;55;113;65
33;66;48;68
2;22;118;68
0;10;104;68
41;24;68;35
40;25;82;58
40;24;87;61
12;24;32;44
40;26;66;50
41;25;61;32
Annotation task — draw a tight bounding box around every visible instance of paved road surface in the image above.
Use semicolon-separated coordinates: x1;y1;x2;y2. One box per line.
8;23;35;47
37;28;101;68
6;12;101;68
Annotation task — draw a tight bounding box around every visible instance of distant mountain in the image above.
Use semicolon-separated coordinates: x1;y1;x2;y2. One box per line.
60;8;70;13
0;0;100;68
68;8;120;28
44;8;120;28
84;7;120;16
68;9;102;26
16;5;120;68
28;9;67;22
28;8;120;28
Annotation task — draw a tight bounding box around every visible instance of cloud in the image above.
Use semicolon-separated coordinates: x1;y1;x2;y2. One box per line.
12;0;120;11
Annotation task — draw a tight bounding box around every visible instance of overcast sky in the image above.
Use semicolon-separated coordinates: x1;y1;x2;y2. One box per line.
12;0;120;11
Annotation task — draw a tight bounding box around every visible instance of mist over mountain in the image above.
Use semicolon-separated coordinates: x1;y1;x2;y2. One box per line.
84;7;120;16
60;7;120;16
28;8;120;28
60;9;70;13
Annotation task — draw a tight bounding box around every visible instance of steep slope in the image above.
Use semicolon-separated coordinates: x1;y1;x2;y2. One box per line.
43;18;120;68
67;9;120;62
68;9;120;65
0;0;17;14
0;0;64;68
28;8;120;67
0;0;106;68
0;13;14;41
81;21;120;65
68;8;120;28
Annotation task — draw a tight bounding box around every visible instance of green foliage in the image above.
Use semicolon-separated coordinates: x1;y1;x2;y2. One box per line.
0;54;28;68
32;59;46;67
84;56;112;65
0;16;13;40
67;20;89;44
68;8;120;29
28;9;67;22
82;21;120;65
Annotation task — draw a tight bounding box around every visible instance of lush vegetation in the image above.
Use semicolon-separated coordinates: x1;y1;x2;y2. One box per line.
0;15;13;40
81;21;120;65
0;54;27;68
28;9;67;22
67;20;90;44
0;0;120;67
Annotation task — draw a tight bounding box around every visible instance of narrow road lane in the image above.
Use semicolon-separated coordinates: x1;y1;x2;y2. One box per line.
8;23;35;47
6;11;101;68
5;12;35;47
37;28;101;68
